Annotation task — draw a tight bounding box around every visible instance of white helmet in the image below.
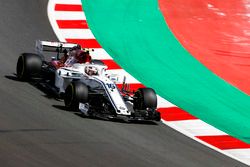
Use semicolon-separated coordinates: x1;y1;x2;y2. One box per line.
85;66;98;75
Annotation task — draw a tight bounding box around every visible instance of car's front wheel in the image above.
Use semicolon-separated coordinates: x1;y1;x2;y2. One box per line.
133;88;160;121
133;88;157;110
64;82;88;111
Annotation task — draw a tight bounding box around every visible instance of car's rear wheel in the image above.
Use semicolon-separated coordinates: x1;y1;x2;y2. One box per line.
64;82;88;111
133;88;157;110
16;53;42;80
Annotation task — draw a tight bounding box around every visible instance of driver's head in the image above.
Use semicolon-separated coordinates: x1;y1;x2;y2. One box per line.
85;66;98;76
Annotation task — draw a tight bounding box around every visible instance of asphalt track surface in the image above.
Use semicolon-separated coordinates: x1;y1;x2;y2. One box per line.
0;0;247;166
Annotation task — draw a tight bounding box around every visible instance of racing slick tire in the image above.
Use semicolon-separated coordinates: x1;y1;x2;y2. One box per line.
133;88;160;121
16;53;42;80
64;82;88;111
90;59;105;66
134;88;157;110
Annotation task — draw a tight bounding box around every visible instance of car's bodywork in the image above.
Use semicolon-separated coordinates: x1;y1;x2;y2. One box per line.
16;41;161;122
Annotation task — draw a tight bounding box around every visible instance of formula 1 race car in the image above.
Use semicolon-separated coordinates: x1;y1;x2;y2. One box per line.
16;40;161;122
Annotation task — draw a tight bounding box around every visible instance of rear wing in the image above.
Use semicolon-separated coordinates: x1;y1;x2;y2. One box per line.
35;40;78;54
36;40;79;60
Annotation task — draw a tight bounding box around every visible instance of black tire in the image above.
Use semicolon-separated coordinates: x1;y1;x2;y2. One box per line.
134;88;157;110
16;53;42;80
90;59;105;66
64;82;88;111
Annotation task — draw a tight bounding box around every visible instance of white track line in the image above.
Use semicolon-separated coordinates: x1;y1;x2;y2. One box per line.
54;0;81;4
168;119;227;136
225;149;250;164
47;1;65;42
157;95;176;108
59;29;95;39
90;49;113;60
53;12;86;20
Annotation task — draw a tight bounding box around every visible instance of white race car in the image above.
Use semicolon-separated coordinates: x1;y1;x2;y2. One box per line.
16;41;161;122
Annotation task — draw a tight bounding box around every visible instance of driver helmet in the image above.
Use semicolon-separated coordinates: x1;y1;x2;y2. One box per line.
85;66;98;76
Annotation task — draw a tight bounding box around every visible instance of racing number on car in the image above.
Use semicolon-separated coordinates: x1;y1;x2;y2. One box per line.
106;83;116;90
